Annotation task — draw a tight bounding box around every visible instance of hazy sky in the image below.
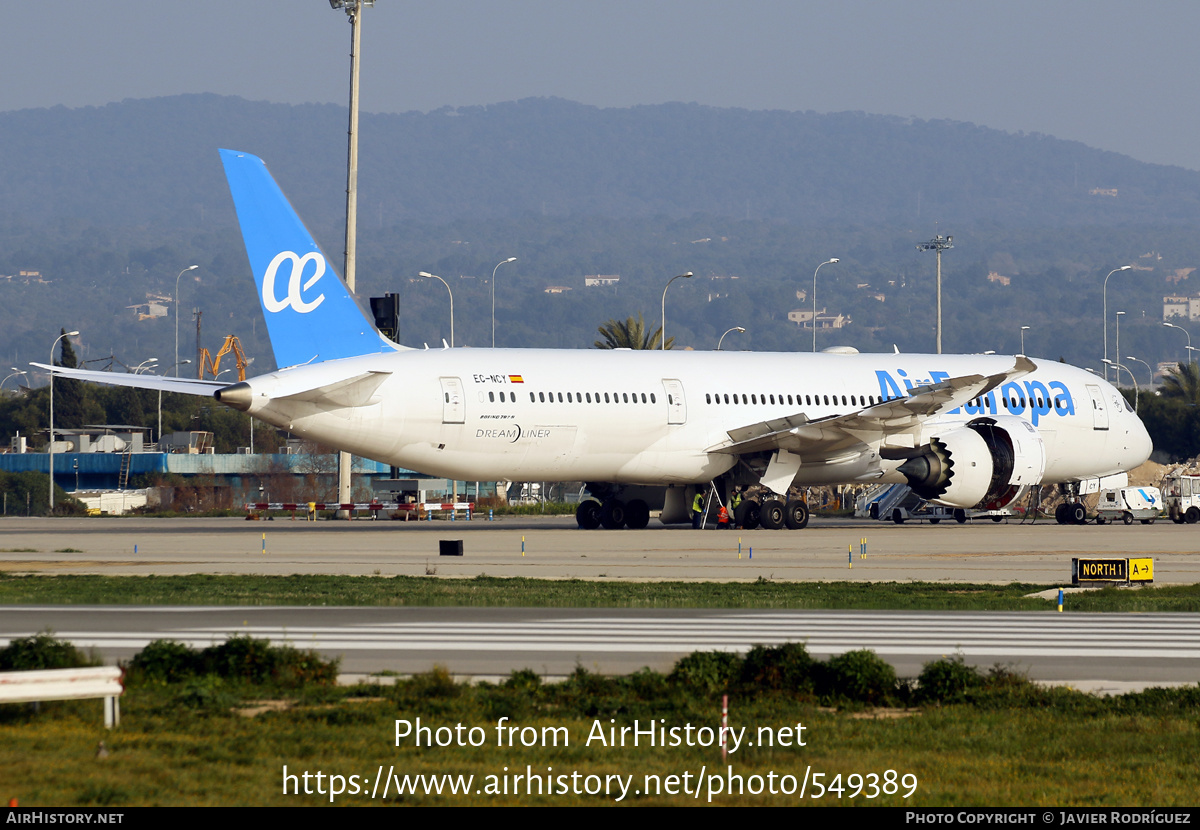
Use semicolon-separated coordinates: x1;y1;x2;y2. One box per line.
5;1;1198;170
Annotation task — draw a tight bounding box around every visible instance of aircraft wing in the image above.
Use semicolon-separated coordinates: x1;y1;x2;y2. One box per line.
31;363;228;397
711;356;1035;458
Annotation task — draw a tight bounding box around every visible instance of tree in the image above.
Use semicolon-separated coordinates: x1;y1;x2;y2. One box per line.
1160;362;1200;405
594;313;673;350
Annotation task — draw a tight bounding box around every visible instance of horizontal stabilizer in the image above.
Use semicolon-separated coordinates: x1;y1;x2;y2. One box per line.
31;363;227;397
277;371;392;408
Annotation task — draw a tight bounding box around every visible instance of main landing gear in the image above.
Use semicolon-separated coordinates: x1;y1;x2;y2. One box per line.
1054;502;1088;525
575;498;650;530
736;498;809;530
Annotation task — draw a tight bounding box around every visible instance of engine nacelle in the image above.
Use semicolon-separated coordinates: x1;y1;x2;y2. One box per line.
897;417;1047;509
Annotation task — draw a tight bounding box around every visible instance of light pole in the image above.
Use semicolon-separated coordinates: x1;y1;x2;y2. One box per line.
419;272;454;347
49;330;80;512
660;272;693;351
330;0;374;518
1115;311;1125;378
717;326;746;351
132;357;158;374
491;257;517;348
1103;359;1137;409
158;360;191;445
1125;355;1154;388
1;368;26;391
1019;325;1031;356
174;265;199;378
1188;346;1200;364
917;235;953;354
811;258;839;353
1102;265;1132;380
1163;321;1192;365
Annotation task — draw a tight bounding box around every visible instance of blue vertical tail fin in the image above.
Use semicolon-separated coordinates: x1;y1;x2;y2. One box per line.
219;149;397;369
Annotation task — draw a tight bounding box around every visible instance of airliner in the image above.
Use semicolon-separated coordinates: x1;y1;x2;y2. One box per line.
41;150;1153;530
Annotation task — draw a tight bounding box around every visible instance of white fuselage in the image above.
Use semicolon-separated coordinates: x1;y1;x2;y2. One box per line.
236;348;1151;489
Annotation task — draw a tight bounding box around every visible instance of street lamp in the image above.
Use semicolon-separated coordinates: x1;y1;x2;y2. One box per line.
811;258;839;353
717;326;746;351
917;236;953;354
132;357;159;374
1163;321;1192;365
174;265;199;378
1019;325;1031;356
1;368;26;391
1115;311;1126;377
660;272;693;351
491;257;517;348
419;272;454;347
158;360;192;445
1125;355;1154;388
49;330;80;512
1102;265;1132;380
1103;359;1137;409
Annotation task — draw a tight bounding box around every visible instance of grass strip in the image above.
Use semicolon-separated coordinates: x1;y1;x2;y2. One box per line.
1;574;1200;611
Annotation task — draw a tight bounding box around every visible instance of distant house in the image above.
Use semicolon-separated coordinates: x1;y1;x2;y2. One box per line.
788;308;851;329
127;301;168;321
584;275;620;287
543;285;572;294
1163;295;1200;321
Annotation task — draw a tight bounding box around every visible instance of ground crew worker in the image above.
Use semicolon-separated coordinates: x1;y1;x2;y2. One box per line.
717;503;731;528
692;490;705;529
730;487;744;528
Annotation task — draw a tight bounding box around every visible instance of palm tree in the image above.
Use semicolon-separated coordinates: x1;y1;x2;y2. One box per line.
593;313;674;350
1160;362;1200;405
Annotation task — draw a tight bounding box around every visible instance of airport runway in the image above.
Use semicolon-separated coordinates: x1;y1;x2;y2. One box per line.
2;605;1198;691
3;516;1197;687
1;515;1199;583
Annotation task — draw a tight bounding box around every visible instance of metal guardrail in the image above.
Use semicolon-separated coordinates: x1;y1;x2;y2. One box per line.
0;666;124;728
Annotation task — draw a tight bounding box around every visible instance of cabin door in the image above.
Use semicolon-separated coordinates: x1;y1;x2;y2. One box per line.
662;378;686;425
440;377;465;424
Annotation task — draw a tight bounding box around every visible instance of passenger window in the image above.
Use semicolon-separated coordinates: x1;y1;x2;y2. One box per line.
604;393;610;403
641;392;647;403
529;392;535;402
489;391;495;402
650;393;656;403
706;393;712;404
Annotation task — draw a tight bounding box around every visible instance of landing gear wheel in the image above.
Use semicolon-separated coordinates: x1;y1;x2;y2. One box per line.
953;508;967;524
599;499;627;529
784;499;810;530
624;499;650;530
1055;503;1068;525
1187;507;1200;524
737;502;761;530
892;508;905;525
1068;503;1087;524
760;499;785;530
576;500;601;530
1122;512;1134;525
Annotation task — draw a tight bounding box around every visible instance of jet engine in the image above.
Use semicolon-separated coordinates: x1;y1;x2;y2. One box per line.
896;418;1046;509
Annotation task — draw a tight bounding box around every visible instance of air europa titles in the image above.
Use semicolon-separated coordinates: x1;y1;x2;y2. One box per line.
876;369;1076;427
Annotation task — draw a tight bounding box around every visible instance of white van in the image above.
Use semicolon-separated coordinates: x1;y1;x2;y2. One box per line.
1095;487;1161;525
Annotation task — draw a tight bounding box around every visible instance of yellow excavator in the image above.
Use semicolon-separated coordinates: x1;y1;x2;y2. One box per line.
198;335;248;381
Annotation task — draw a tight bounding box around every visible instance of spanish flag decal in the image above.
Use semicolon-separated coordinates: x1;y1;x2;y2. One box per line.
509;374;525;384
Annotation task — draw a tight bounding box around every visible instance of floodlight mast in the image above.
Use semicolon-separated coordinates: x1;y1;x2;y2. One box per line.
328;0;374;515
917;234;953;354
